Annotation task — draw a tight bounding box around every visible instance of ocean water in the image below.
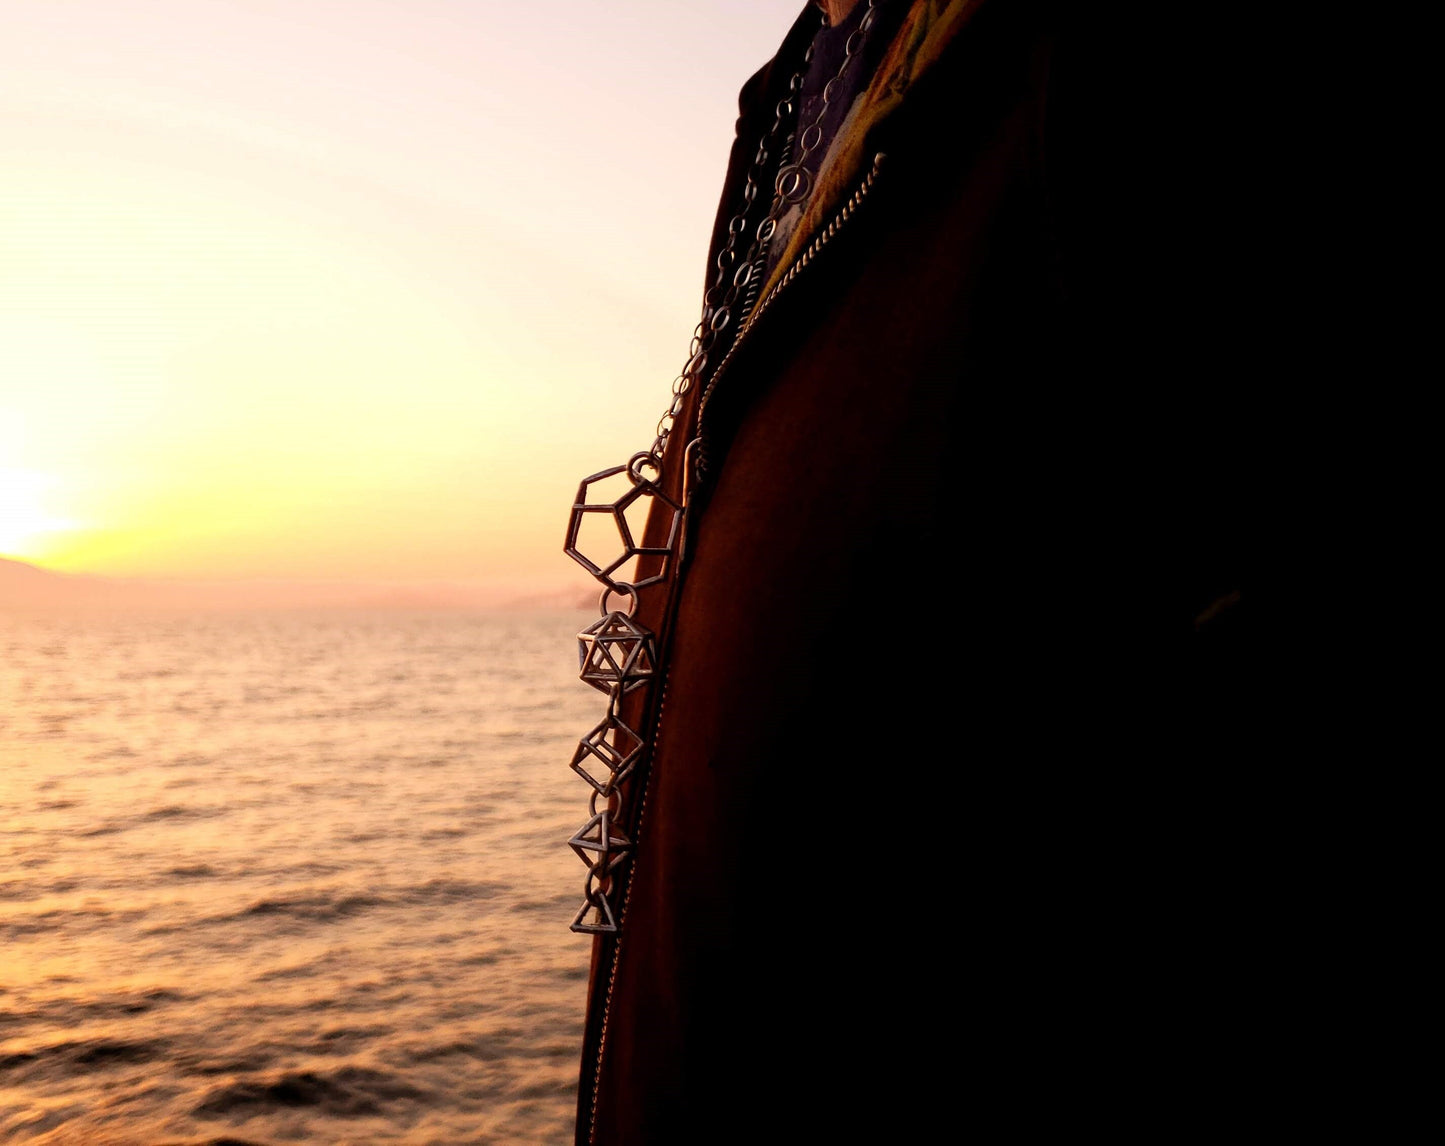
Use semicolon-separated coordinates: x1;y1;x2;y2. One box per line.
0;609;600;1144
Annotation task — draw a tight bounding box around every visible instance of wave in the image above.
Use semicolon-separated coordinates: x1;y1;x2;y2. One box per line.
0;876;78;900
404;1039;505;1064
2;905;149;941
235;878;507;920
167;864;219;879
193;1066;427;1120
240;891;391;922
142;803;224;823
74;988;189;1021
406;878;505;905
74;802;222;837
7;989;192;1032
155;1138;274;1146
400;1034;577;1068
0;1037;163;1081
420;825;470;839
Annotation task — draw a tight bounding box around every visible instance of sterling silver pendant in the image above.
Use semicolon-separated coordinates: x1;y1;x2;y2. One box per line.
562;453;680;934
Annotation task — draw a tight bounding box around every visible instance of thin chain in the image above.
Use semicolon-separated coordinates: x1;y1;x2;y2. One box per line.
561;0;881;939
649;0;878;461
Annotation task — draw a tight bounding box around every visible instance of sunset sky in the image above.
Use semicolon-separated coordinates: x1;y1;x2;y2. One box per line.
0;0;810;595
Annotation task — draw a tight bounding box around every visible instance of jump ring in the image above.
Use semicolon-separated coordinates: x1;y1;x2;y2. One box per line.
599;583;639;617
589;786;623;819
775;165;812;203
628;452;662;484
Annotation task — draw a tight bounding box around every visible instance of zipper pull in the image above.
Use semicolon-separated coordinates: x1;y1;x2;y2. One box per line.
682;437;702;509
677;437;703;565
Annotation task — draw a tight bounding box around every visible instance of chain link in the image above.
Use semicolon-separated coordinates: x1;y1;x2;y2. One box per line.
649;0;877;461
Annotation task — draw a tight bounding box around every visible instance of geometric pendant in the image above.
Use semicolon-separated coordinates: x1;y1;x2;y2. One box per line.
568;811;633;871
570;889;619;934
577;611;656;696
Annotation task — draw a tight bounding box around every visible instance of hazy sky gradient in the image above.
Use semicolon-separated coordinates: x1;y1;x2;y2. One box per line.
0;0;813;592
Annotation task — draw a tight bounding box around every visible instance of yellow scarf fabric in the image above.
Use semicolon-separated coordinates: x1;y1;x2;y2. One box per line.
756;0;983;303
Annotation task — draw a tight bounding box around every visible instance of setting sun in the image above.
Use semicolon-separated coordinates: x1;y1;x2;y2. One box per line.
0;466;75;559
1;0;804;599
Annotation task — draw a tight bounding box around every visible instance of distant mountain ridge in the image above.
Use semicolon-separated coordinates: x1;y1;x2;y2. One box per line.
0;556;593;610
1;556;231;608
0;556;95;606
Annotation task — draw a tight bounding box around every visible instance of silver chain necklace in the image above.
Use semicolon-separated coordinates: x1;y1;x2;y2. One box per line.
561;1;878;935
652;0;879;463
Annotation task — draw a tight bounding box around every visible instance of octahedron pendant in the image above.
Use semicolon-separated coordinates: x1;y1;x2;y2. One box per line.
568;810;633;874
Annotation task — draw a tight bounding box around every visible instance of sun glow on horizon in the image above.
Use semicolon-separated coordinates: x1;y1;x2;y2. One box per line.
0;0;811;592
0;467;78;559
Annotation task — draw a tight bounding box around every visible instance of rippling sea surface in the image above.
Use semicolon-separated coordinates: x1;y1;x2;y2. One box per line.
0;609;599;1144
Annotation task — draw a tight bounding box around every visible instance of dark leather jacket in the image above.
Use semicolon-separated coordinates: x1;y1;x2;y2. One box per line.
576;3;1260;1141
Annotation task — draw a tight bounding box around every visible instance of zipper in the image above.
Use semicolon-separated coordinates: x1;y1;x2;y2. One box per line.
581;482;695;1145
582;663;673;1146
580;152;886;1146
691;151;887;488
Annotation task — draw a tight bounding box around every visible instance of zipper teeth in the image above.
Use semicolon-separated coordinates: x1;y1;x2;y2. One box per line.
585;666;673;1146
694;154;886;477
730;135;789;328
737;255;766;328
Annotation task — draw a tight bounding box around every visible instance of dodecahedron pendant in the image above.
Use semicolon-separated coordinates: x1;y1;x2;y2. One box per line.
563;463;682;592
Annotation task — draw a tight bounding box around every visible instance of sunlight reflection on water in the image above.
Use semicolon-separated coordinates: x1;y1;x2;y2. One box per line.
0;609;596;1143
